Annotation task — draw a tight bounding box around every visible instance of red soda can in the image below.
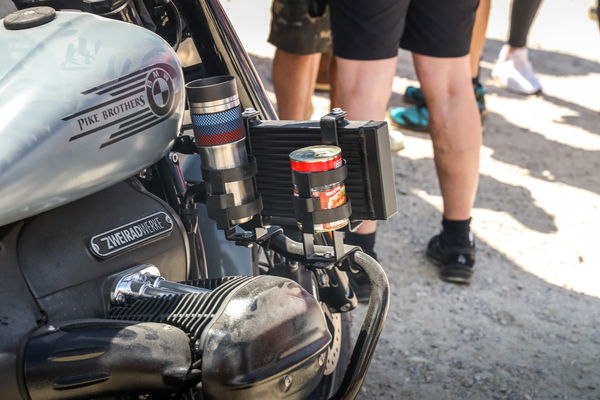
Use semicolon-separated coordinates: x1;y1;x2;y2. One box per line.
290;145;348;232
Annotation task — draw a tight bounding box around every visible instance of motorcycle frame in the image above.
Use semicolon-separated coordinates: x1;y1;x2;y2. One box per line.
176;0;278;120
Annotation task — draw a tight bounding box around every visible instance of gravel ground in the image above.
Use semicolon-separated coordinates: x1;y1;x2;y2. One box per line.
221;1;600;399
3;1;599;399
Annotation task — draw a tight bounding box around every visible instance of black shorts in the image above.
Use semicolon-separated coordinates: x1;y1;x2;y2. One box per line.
330;0;479;60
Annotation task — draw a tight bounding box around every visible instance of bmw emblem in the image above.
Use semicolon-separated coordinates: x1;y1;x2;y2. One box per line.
146;68;175;116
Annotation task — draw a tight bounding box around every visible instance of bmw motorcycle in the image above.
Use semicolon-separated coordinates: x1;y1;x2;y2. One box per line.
0;0;396;399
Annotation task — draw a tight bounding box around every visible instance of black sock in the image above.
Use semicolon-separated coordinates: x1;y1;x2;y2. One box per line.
441;217;472;247
472;63;482;88
345;231;378;260
472;76;484;94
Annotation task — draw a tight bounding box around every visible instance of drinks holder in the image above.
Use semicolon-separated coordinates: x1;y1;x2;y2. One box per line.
175;109;268;243
178;108;391;265
290;112;353;262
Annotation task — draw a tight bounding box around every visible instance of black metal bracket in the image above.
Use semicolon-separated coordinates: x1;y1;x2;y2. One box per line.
201;157;264;230
172;134;198;154
315;266;358;313
319;108;348;146
242;108;261;156
225;225;283;247
201;161;258;190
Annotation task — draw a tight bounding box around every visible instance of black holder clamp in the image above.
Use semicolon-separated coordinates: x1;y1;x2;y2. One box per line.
319;108;348;146
202;156;264;231
172;134;198;155
291;164;352;231
291;163;352;262
284;108;356;263
201;108;268;237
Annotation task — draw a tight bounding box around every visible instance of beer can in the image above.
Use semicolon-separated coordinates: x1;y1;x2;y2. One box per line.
290;145;348;232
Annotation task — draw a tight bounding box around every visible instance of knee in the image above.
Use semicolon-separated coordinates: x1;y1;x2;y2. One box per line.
428;100;482;153
430;128;479;154
426;79;473;107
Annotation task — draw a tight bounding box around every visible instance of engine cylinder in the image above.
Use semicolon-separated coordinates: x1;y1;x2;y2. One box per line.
108;275;332;399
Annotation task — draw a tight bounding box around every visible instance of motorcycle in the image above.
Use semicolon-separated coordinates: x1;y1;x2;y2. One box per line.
0;0;395;399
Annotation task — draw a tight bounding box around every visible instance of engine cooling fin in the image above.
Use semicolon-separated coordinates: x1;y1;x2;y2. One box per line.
182;276;242;290
107;276;255;346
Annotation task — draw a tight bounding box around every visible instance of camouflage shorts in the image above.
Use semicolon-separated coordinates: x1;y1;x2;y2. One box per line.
268;0;331;55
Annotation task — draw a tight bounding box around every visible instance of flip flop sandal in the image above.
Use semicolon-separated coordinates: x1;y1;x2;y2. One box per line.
404;86;426;105
389;105;430;132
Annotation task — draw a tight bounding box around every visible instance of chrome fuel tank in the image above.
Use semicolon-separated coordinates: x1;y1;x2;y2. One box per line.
0;9;185;226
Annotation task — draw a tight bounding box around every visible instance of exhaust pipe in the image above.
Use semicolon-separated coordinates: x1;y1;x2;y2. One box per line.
24;321;196;400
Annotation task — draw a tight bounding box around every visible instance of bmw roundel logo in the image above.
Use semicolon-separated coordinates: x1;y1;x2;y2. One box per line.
146;68;175;116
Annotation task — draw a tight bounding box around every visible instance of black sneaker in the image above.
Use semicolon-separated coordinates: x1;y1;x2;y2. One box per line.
426;234;475;284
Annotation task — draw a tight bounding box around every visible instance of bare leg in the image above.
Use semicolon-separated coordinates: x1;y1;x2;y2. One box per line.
329;55;339;109
272;49;321;120
315;47;339;109
334;57;397;121
469;0;492;79
335;56;398;234
413;54;482;220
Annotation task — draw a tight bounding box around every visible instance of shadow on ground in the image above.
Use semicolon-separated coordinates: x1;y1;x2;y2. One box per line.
482;39;599;138
352;152;600;399
482;110;600;196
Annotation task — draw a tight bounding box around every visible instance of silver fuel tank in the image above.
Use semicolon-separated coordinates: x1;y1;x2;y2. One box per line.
0;8;185;226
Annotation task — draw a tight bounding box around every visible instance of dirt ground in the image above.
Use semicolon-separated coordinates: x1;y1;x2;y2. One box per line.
2;1;599;399
220;1;600;399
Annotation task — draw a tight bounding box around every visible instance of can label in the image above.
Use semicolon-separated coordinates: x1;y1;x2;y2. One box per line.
321;183;346;210
314;182;348;231
293;184;348;231
290;144;349;232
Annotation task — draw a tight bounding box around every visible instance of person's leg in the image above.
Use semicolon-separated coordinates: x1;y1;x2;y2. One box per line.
335;56;405;151
334;58;397;122
268;0;331;118
328;54;338;110
468;0;491;116
492;0;543;94
414;54;481;283
328;0;408;256
272;50;321;119
334;57;398;240
413;54;481;221
469;0;491;79
399;0;479;283
508;0;542;49
390;0;489;131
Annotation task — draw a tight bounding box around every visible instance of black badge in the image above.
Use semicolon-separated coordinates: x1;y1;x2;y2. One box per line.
89;211;173;259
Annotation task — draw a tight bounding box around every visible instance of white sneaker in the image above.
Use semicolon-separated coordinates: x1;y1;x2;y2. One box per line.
388;128;405;152
491;45;542;95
